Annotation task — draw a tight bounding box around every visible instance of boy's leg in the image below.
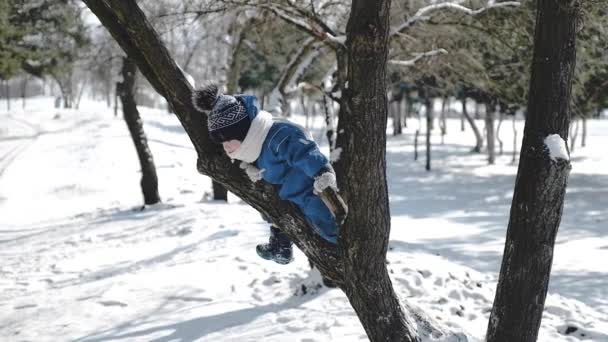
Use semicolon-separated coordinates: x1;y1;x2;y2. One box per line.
256;225;294;265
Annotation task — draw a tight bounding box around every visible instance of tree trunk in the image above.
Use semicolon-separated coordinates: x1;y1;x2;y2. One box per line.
462;98;483;153
402;97;408;128
486;102;496;164
213;27;253;203
322;94;335;149
569;118;578;152
334;0;418;340
114;83;119;116
75;76;88;110
425;97;432;171
414;129;419;161
486;0;579;340
403;93;414;127
211;181;228;201
496;112;504;155
393;100;402;136
581;116;587;147
21;75;28;109
512;114;518;164
4;79;10;112
461;104;466;132
440;97;447;144
118;57;161;205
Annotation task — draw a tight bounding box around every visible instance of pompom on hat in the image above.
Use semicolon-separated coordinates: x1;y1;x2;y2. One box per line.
192;84;251;144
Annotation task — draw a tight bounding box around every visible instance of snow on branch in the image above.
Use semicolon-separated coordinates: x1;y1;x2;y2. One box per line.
391;1;520;35
389;49;448;67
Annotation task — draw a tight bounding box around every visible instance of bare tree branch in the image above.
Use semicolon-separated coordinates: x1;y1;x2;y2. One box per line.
389;48;449;67
391;1;521;36
258;3;344;49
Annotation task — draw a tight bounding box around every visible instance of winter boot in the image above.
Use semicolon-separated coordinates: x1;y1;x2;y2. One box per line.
256;226;293;265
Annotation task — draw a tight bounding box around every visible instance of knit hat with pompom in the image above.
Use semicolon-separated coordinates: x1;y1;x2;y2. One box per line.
192;83;251;144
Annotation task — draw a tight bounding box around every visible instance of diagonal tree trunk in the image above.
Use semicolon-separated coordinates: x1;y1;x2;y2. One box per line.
486;0;579;341
118;57;160;205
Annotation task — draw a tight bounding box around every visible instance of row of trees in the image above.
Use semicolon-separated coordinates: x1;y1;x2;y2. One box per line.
3;1;605;121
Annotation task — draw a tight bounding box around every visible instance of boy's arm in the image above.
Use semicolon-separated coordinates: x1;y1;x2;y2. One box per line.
273;129;347;224
272;128;330;179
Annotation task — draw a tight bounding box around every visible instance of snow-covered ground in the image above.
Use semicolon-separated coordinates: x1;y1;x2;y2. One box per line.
0;97;606;342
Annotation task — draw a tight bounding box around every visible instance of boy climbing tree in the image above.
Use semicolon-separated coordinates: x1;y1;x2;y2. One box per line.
192;84;347;264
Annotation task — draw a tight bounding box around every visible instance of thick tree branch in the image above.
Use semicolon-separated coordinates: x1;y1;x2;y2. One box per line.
81;0;344;286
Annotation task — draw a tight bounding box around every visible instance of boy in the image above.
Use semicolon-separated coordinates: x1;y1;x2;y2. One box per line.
192;84;342;265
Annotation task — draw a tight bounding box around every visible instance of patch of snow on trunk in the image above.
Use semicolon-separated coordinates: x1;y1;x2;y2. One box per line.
544;134;569;161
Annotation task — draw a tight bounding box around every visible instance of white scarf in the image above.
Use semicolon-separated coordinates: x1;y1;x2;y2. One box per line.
228;110;274;163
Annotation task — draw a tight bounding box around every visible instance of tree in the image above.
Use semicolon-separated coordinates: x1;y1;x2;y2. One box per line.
3;0;89;108
117;57;161;206
486;0;580;341
332;0;420;340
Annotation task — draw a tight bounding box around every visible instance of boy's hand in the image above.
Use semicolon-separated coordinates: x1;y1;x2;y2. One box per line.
313;172;337;194
314;171;348;225
240;162;264;183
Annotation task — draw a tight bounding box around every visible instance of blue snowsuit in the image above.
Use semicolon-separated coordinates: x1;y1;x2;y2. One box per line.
238;96;337;243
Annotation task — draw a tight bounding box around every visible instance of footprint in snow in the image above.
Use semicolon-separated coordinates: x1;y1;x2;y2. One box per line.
14;304;37;310
98;300;127;307
166;296;212;303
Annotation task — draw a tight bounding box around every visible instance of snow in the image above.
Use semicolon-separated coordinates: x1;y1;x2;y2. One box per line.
330;147;342;162
545;134;570;162
1;96;607;341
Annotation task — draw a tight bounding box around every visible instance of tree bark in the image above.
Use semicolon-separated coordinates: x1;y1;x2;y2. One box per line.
118;57;161;205
462;98;483;153
486;0;579;340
